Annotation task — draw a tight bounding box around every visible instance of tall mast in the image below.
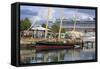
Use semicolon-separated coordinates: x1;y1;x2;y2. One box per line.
58;8;64;40
73;9;78;31
45;7;51;39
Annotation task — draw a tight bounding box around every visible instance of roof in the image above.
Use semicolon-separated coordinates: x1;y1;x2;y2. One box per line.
31;26;49;31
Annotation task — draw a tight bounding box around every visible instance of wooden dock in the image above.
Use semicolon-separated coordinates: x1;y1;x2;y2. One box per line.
81;39;95;49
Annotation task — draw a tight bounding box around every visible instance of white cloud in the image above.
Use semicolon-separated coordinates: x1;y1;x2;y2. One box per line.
21;6;95;22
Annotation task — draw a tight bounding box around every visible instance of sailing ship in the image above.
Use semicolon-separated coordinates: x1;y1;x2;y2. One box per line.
31;8;82;51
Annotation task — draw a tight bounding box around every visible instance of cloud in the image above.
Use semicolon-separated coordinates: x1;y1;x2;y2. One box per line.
20;5;95;23
63;8;95;21
21;9;38;16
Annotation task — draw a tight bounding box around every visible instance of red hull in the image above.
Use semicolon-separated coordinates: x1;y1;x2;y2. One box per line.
33;45;74;51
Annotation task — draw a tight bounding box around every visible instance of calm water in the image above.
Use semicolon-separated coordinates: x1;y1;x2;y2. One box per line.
20;47;95;64
20;32;96;64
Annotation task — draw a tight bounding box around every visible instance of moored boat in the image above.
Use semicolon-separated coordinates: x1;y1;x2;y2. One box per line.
30;41;80;51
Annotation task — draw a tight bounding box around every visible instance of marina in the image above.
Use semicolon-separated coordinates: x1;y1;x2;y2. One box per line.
20;5;96;64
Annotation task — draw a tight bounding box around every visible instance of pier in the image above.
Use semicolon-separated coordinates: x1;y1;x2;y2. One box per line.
81;38;95;49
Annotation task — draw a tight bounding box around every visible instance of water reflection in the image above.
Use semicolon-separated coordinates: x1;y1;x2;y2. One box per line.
20;48;95;64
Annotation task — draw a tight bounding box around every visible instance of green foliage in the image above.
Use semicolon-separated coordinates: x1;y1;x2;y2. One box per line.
20;17;31;31
61;28;66;33
51;23;59;33
51;23;66;33
42;23;46;28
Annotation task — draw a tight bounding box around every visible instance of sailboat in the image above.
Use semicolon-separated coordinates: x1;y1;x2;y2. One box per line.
33;8;81;51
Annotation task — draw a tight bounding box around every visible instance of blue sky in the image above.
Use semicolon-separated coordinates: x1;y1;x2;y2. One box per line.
20;5;95;24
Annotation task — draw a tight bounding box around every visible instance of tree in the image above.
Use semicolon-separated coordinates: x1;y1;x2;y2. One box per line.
61;28;66;33
51;23;66;33
50;23;66;39
42;23;46;28
20;17;31;31
51;23;59;33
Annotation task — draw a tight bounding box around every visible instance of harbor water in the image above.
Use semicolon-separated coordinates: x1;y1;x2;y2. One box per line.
20;44;95;64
